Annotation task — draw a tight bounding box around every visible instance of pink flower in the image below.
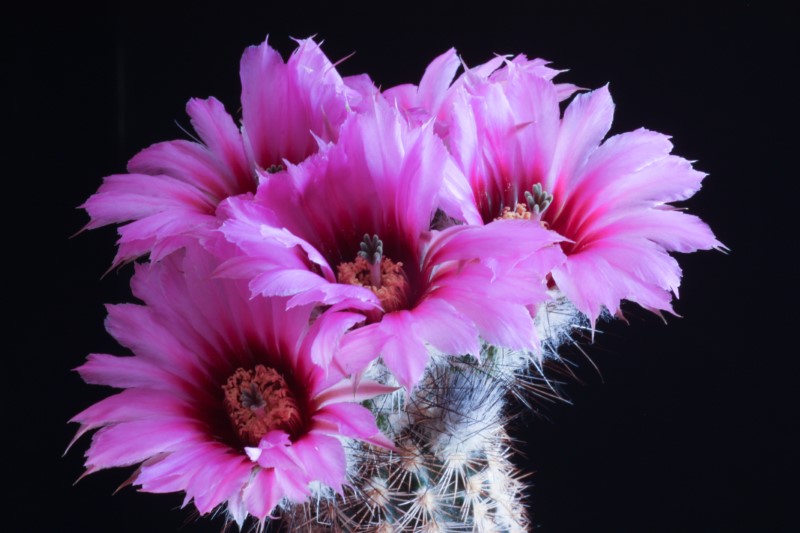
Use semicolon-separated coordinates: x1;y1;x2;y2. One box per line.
383;48;579;136
70;245;393;527
445;65;724;325
218;98;565;390
82;37;369;266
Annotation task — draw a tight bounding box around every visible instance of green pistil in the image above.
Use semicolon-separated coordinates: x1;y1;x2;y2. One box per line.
358;234;384;288
266;164;285;174
524;183;553;216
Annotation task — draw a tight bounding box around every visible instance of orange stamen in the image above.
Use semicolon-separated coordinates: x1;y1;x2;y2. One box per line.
222;365;302;446
337;255;409;314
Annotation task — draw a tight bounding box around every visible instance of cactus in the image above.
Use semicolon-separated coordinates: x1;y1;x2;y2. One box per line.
277;295;583;532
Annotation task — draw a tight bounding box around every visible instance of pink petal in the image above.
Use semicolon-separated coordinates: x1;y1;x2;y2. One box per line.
373;311;430;391
71;389;189;432
190;454;253;515
594;208;723;253
242;468;279;520
548;85;615;199
292;433;347;493
315;403;393;448
416;48;462;114
239;39;289;170
302;310;365;372
249;431;304;472
239;38;351;170
410;297;481;357
85;419;202;471
314;379;398;409
272;466;311;503
334;327;387;376
135;444;211;493
552;241;680;324
186;97;251;193
82;173;213;228
424;220;563;278
104;304;195;368
431;263;540;351
75;353;181;390
128;140;233;200
608;155;708;205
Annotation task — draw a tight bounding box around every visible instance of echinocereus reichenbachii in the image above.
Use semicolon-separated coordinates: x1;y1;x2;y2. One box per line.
73;37;720;531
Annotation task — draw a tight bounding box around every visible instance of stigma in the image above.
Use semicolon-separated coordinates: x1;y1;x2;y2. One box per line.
496;183;553;227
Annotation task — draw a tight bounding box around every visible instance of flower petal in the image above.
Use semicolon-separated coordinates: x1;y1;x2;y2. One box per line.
242;468;279;520
186;96;252;192
292;432;347;493
315;403;394;448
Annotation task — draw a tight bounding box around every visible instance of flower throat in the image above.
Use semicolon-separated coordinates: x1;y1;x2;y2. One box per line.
337;234;409;314
222;365;302;446
496;183;553;226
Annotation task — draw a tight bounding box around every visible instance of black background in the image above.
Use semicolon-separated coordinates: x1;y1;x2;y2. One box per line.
9;3;796;532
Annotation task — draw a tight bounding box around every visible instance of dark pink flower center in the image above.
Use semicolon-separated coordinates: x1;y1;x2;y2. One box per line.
222;365;302;446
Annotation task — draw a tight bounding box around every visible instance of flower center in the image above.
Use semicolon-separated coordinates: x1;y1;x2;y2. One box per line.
496;183;552;227
222;365;302;446
336;233;409;314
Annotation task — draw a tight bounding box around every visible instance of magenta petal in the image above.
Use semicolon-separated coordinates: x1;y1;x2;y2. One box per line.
72;389;188;429
243;468;279;520
85;420;201;471
570;128;674;203
272;466;311;504
550;85;615;188
374;312;430;391
104;304;194;368
248;268;331;298
69;388;189;453
437;156;484;225
596;208;724;253
249;431;304;472
431;260;545;351
314;379;398;409
609;155;708;205
292;433;347;493
285;284;381;310
302;310;366;372
82;173;213;229
250;434;312;504
416;48;462;114
75;353;180;390
135;444;210;493
115;210;215;263
410;298;481;357
240;37;353;170
128;140;233;200
334;327;387;376
239;39;289;170
315;403;392;448
552;242;679;324
190;454;252;515
186;97;251;192
425;220;563;278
